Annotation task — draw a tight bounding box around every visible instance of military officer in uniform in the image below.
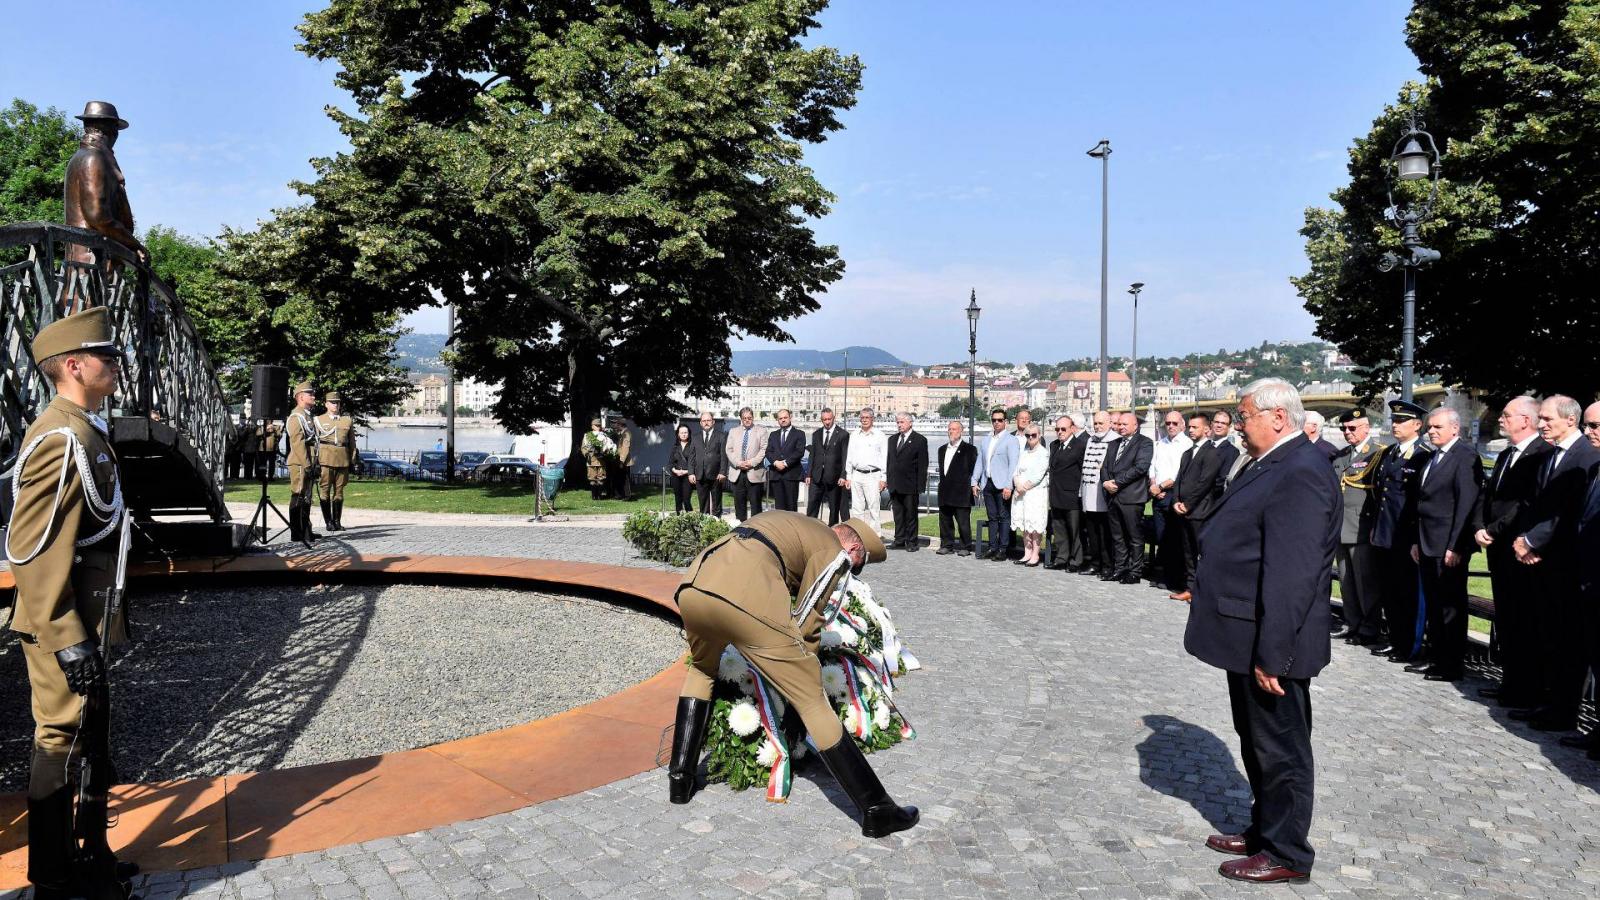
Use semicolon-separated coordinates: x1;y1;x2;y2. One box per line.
1331;408;1390;645
315;392;358;531
6;308;138;899
1368;400;1431;663
284;382;320;546
666;510;918;838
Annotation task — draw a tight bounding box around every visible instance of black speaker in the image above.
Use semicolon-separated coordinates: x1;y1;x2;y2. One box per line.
251;364;289;420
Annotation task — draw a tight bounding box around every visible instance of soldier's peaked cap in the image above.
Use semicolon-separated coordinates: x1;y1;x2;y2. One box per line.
1388;399;1428;422
32;307;121;364
843;518;888;563
293;381;317;396
1335;407;1369;425
324;391;342;402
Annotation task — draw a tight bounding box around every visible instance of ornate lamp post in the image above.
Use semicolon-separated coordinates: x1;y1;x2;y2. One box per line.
966;289;981;441
1128;282;1143;425
1378;113;1442;403
1087;139;1112;410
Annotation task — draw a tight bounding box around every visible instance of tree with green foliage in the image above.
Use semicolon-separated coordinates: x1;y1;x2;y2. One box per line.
1295;2;1600;401
288;0;862;479
0;99;78;227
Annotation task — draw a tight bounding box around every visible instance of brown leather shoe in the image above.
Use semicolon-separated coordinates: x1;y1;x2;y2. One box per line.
1219;852;1310;884
1205;833;1250;855
1169;591;1192;602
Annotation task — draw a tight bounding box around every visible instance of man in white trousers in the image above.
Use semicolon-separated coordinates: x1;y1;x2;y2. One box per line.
846;407;888;535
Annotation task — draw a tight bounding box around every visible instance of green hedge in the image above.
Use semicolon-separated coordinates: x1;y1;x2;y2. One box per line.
623;510;731;566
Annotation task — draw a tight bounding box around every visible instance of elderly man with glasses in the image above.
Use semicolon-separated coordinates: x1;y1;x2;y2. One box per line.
1330;408;1391;646
1149;410;1194;589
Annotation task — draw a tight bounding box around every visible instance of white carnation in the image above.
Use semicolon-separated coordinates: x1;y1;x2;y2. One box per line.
873;700;891;729
728;701;761;737
842;705;860;734
836;622;860;646
819;664;848;699
818;629;843;651
756;739;779;767
717;648;747;683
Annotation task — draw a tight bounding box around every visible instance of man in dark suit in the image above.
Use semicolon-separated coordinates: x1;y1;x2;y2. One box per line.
1331;407;1390;645
805;408;849;525
1509;395;1600;732
764;408;806;512
1210;411;1240;495
936;420;978;555
688;410;727;517
1045;414;1088;570
1305;411;1341;462
1101;411;1153;584
1184;378;1340;885
885;412;929;551
1168;413;1222;601
1569;400;1600;758
1368;400;1431;663
1404;407;1484;682
1473;396;1552;708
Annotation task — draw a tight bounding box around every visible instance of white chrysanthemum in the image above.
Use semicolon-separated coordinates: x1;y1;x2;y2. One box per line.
819;664;848;699
728;701;761;737
717;648;747;683
837;623;860;646
874;700;891;729
842;705;860;734
736;671;756;696
756;739;779;767
818;629;843;651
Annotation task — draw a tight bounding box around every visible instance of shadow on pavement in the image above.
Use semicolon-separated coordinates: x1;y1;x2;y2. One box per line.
1135;713;1249;832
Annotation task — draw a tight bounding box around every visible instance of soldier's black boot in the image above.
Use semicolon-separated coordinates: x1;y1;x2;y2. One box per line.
304;502;322;542
27;748;76;899
667;697;712;804
817;736;919;838
333;501;345;531
320;499;337;532
287;498;304;543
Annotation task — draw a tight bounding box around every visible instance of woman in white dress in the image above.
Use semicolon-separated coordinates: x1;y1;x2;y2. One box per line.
1011;425;1051;566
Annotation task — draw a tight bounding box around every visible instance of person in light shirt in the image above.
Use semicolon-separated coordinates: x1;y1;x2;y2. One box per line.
1078;410;1117;576
845;408;889;533
1148;410;1193;589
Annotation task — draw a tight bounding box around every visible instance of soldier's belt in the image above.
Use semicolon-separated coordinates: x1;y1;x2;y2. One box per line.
730;526;789;583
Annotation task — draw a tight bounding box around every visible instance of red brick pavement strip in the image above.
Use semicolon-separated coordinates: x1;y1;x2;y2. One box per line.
0;554;683;889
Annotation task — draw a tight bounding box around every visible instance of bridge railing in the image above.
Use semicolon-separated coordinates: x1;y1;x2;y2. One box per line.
0;222;233;514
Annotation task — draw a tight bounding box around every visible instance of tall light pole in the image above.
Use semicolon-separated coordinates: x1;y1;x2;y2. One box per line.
1128;282;1143;424
967;289;981;442
1378;112;1441;403
842;348;850;416
445;302;456;483
1087;139;1111;411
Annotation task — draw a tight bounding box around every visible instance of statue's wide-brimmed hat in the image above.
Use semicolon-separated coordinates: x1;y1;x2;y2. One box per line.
32;307;122;364
293;381;317;397
76;101;128;130
843;518;888;563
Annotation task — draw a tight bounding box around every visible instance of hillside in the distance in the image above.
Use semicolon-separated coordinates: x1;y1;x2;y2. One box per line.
397;335;908;377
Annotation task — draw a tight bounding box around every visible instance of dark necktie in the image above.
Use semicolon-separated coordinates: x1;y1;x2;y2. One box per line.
1496;446;1517;489
1116;438;1128;460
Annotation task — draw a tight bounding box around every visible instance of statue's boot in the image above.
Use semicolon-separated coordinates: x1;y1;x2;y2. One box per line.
817;736;919;838
667;697;712;804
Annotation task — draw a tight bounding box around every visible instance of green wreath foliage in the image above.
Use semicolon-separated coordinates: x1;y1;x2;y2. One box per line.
623;511;730;566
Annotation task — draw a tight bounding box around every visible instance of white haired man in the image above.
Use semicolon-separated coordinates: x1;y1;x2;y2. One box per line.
1303;410;1339;461
1404;407;1483;682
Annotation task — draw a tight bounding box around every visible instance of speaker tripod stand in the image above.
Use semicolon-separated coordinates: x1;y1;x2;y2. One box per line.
246;419;290;545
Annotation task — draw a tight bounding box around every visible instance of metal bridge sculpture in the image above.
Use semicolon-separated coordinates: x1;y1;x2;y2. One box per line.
1;222;235;540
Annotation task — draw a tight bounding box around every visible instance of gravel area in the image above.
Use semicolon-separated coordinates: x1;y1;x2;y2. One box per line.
0;582;682;791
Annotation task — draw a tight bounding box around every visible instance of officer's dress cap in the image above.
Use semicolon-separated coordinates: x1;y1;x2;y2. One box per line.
1388;399;1428;422
1336;407;1370;425
32;307;122;364
293;381;317;396
324;391;343;403
842;518;888;563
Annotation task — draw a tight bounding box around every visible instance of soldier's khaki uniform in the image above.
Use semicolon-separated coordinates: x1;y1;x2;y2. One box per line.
315;403;358;531
8;396;126;750
284;408;317;501
677;511;872;750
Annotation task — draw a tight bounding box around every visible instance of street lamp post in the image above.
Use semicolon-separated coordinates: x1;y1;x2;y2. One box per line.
1087;139;1112;411
1128;282;1143;426
842;348;849;416
1379;112;1442;404
967;289;981;442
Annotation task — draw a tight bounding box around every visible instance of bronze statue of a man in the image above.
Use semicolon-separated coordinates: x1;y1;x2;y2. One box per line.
62;101;145;311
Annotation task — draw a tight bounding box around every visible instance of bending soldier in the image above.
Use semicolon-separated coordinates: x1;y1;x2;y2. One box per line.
6;308;139;899
668;510;918;838
283;383;320;546
316;392;358;531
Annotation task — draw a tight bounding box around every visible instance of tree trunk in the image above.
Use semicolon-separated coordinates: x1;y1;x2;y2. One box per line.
565;347;605;489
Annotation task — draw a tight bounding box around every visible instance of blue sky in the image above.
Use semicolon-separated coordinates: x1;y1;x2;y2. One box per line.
2;1;1421;365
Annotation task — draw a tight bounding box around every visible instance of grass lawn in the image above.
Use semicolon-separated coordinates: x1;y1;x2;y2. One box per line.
224;478;687;517
1331;573;1493;635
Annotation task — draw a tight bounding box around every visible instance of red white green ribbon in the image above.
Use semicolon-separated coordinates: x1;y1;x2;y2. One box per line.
745;662;792;803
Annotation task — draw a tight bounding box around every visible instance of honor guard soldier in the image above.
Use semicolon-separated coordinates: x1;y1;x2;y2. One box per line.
284;382;320;546
315;392;358;531
667;510;919;837
1368;399;1431;663
6;308;139;899
1331;407;1391;645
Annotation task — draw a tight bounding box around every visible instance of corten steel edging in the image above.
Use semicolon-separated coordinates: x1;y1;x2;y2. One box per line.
0;555;684;887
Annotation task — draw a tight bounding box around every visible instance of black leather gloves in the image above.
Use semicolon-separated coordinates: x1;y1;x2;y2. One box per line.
54;641;105;696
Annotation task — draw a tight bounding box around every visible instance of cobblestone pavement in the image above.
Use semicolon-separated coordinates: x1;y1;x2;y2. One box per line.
9;523;1600;898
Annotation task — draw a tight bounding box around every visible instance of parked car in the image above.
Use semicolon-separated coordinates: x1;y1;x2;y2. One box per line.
456;451;490;475
359;457;438;481
472;461;542;485
414;450;448;475
482;454;534;466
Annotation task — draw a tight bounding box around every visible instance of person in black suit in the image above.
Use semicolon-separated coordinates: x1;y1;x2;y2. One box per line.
688;410;727;517
1569;401;1600;758
804;408;850;524
1509;395;1600;732
885;413;929;551
1209;411;1240;495
669;424;695;513
1368;400;1432;663
1184;378;1340;885
1405;407;1483;682
1473;396;1552;708
1304;411;1341;462
1101;411;1153;584
1045;414;1088;570
765;408;806;512
1168;413;1223;601
935;420;978;555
